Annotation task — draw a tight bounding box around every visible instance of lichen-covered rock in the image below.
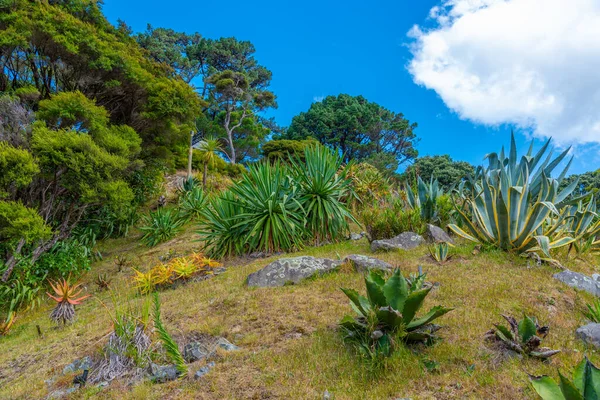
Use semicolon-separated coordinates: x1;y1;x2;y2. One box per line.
554;270;600;296
183;342;210;363
343;254;392;273
149;363;180;383
425;224;454;244
349;232;365;240
194;362;215;379
62;356;92;374
247;256;342;287
370;232;424;252
576;323;600;348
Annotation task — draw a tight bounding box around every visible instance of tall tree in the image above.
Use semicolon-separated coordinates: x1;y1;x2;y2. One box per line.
402;155;475;189
283;94;418;174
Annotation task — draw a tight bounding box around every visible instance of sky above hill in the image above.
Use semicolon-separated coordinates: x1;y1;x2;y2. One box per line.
102;0;600;175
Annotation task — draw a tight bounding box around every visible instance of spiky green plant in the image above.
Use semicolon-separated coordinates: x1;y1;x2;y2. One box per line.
448;133;578;259
529;356;600;400
153;292;187;377
429;242;452;264
178;176;201;194
291;144;357;243
406;176;444;223
198;191;247;258
484;314;559;359
561;195;600;255
582;299;600;323
178;186;207;221
196;135;225;188
340;268;453;359
139;208;185;247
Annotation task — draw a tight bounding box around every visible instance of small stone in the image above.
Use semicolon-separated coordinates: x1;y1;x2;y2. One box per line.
96;381;109;388
343;254;392;273
323;389;332;399
62;356;92;374
194;362;215;379
370;232;424;252
149;363;180;383
576;323;600;348
216;337;240;351
183;342;211;363
350;232;364;240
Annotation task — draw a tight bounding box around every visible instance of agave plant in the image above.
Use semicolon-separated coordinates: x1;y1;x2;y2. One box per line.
178;176;201;194
178;186;207;221
561;195;600;256
530;356;600;399
340;268;453;359
406;176;444;223
47;278;90;325
95;273;112;291
291;144;357;243
429;242;452;264
449;133;579;259
484;314;559;359
139;208;185;247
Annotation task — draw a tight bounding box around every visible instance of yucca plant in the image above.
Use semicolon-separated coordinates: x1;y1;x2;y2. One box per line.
292;145;357;243
449;133;579;260
178;186;207;221
484;314;559;359
198;191;247;258
406;176;444;223
47;278;90;325
340;268;453;359
530;356;600;400
139;208;185;247
153;293;187;377
429;242;452;264
95;273;112;291
582;299;600;323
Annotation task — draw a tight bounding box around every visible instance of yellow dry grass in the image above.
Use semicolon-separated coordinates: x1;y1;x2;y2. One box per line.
1;224;599;399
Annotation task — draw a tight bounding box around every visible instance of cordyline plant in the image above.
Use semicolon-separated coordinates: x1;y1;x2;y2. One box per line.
340;268;453;359
47;278;90;325
484;314;559;360
449;133;580;260
529;356;600;400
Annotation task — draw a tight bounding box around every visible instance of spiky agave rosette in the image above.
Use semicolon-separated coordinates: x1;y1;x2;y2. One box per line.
47;278;90;325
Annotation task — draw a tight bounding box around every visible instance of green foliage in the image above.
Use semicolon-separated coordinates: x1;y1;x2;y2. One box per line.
429;242;452;264
261;139;318;162
346;162;390;211
139;208;185;247
291;145;356;243
153;292;187;377
178;186;207;221
560;196;600;255
529;356;600;400
198;191;246;258
284;94;418;175
402;155;475;190
340;268;453;360
449;133;577;259
405;176;444;223
0;201;51;246
35;237;93;278
361;200;425;241
485;314;559;360
582;299;600;323
0;142;39;198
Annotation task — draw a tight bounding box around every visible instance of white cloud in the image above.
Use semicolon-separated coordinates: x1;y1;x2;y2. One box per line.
408;0;600;145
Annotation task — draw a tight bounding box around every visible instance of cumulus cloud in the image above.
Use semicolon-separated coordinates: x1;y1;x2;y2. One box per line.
408;0;600;145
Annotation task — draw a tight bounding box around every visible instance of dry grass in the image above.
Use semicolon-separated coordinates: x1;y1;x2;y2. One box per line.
1;225;600;399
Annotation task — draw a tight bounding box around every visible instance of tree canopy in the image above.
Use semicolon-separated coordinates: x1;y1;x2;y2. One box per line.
282;94;418;174
401;155;475;189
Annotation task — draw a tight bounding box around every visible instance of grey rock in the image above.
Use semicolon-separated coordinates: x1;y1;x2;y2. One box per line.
323;389;332;400
62;356;92;374
194;362;215;379
149;363;180;383
216;337;240;351
343;254;392;273
576;323;600;348
183;342;211;363
247;256;342;287
350;232;364;240
425;224;454;244
554;270;600;296
370;232;424;252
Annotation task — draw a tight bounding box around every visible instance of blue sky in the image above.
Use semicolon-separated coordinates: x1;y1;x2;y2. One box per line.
102;0;597;175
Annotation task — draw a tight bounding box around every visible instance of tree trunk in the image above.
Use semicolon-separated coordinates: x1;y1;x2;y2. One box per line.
203;162;208;188
226;129;236;164
187;131;194;179
1;238;26;282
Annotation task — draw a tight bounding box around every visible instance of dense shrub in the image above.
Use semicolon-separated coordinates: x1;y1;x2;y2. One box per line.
361;199;426;241
139;208;185;247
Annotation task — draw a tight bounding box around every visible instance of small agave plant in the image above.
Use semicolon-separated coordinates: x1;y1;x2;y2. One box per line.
340;268;453;358
530;356;600;399
484;314;559;359
47;278;90;325
429;242;452;264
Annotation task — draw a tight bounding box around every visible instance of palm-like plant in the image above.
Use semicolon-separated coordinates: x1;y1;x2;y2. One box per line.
340;268;453;359
139;208;185;247
448;134;579;259
47;278;90;325
197;135;225;188
291;144;357;243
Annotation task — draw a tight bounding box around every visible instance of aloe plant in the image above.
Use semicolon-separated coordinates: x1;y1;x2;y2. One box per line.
406;176;444;223
530;356;600;399
449;133;579;259
484;314;559;360
340;268;453;358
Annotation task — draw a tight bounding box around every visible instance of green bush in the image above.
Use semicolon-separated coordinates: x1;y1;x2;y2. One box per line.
361;199;425;241
178;186;207;221
139;208;185;247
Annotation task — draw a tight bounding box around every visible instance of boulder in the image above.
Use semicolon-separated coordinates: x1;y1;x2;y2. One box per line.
183;342;211;363
149;363;180;383
349;232;365;241
343;254;392;273
576;323;600;348
370;232;424;252
553;270;600;297
247;256;342;287
425;224;454;244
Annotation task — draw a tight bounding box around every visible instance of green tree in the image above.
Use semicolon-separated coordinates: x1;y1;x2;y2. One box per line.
261;138;318;162
402;155;475;190
283;94;418;174
196;136;225;187
560;170;600;195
